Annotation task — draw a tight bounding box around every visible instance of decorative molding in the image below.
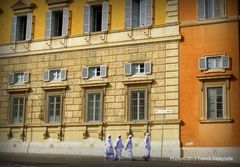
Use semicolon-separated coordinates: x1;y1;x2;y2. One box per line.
199;119;233;123
122;78;154;85
197;74;232;81
6;87;30;93
42;85;68;91
11;0;36;12
46;0;71;9
80;82;109;88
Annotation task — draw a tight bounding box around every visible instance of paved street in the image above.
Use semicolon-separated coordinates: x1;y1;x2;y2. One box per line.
0;153;239;167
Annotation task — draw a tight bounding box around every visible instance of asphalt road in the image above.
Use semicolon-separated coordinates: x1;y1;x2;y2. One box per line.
0;153;239;167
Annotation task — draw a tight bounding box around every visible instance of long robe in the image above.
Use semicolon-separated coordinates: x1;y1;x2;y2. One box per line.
144;135;151;159
125;137;133;160
105;138;114;159
115;137;124;160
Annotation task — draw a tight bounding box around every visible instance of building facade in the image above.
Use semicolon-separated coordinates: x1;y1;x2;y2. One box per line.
0;0;180;157
180;0;240;159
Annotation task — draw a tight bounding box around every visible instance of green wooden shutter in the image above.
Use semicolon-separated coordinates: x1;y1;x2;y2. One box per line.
45;11;52;38
198;0;205;20
83;5;90;33
26;13;33;40
125;63;132;75
145;0;152;26
199;57;207;70
125;0;132;28
102;2;109;31
62;8;69;36
11;16;17;43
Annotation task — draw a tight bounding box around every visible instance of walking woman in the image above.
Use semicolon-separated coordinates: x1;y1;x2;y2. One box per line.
125;135;134;160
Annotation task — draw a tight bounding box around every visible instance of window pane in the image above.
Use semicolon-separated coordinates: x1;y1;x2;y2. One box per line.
12;97;24;123
130;91;145;120
52;10;63;37
87;93;101;121
16;15;27;41
132;63;145;75
91;5;102;32
14;73;24;84
50;70;61;81
132;0;140;27
207;87;223;119
207;57;222;69
48;95;61;123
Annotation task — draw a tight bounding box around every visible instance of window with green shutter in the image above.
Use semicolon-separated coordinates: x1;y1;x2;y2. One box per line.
198;0;226;20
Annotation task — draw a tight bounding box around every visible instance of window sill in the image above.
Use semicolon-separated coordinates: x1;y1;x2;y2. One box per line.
42;85;68;91
197;73;232;81
203;68;226;74
199;119;233;124
7;87;30;93
122;78;154;85
80;81;109;88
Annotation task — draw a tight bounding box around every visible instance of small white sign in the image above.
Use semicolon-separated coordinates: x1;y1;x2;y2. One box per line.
155;109;173;114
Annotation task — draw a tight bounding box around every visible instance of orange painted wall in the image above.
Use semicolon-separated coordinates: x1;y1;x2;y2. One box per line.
180;0;240;147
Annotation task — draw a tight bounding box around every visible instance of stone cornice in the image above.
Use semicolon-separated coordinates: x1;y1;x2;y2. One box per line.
6;87;31;93
42;85;68;91
197;73;232;81
80;82;109;88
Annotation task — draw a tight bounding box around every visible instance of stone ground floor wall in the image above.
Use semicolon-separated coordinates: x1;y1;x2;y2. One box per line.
0;124;180;158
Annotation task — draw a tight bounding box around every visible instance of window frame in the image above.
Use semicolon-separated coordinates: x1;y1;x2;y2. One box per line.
46;93;63;124
199;55;230;72
10;94;25;124
128;87;148;121
125;62;152;76
199;78;231;123
43;69;67;82
85;90;103;122
197;0;227;21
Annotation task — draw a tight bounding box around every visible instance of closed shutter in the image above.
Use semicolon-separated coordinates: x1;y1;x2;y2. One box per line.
198;0;205;20
83;5;90;33
125;0;132;28
125;63;132;75
43;70;50;81
102;2;109;31
100;65;107;77
45;11;52;38
140;0;146;26
62;8;69;36
144;62;151;74
60;69;67;80
23;72;29;83
145;0;152;26
82;67;89;79
11;16;17;43
222;56;229;69
9;73;14;84
199;57;207;70
26;13;33;41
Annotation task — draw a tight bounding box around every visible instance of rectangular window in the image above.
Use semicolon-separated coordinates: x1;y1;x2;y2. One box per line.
86;92;102;122
16;15;27;41
83;2;109;33
130;90;146;121
43;69;66;82
82;65;107;79
125;0;152;28
49;70;61;81
45;8;69;38
132;63;145;75
125;62;151;76
11;13;33;42
89;67;101;78
207;87;223;119
14;73;25;84
48;95;61;123
51;10;63;37
9;72;29;84
199;55;230;71
11;96;24;124
198;0;226;20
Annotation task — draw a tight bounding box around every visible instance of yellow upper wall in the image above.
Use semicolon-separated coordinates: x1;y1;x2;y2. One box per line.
0;0;166;44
